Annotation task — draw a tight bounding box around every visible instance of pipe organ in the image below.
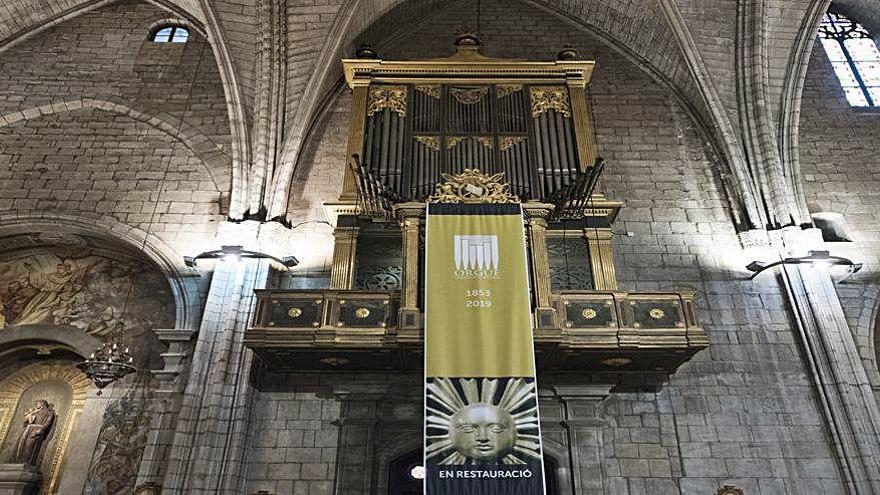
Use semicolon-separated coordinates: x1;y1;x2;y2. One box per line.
245;36;708;382
341;35;599;209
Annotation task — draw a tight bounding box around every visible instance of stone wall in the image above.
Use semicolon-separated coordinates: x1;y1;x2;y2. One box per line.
800;37;880;392
0;0;231;257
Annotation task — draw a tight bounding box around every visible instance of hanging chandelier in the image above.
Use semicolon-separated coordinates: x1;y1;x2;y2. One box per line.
76;323;136;396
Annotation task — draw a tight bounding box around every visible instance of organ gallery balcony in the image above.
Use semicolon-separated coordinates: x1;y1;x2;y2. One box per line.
244;288;707;376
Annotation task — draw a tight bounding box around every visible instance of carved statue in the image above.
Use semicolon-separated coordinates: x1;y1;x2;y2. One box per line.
14;400;56;466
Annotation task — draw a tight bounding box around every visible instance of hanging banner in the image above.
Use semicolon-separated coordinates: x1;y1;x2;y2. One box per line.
424;203;545;494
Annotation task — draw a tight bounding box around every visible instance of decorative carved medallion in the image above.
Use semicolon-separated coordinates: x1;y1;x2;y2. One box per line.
428;169;519;204
355;307;371;319
367;86;407;116
415;135;440;151
716;485;744;495
450;87;489;105
320;357;350;367
496;84;523;98
498;136;526;151
649;308;666;319
530;86;571;117
601;357;632;367
581;308;597;319
287;307;302;318
415;85;440;99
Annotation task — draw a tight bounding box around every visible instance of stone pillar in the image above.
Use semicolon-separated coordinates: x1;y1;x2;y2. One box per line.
331;384;388;495
136;328;197;487
394;202;423;333
552;385;611;494
160;223;271;494
771;228;880;493
524;203;558;330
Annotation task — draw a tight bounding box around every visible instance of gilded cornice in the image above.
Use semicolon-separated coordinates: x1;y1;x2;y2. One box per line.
341;57;595;88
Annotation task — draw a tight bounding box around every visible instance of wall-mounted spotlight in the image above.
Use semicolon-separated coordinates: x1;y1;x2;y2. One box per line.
746;250;862;280
184;245;299;270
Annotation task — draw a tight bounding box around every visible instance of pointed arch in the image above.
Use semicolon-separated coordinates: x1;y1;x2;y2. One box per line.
0;0;249;219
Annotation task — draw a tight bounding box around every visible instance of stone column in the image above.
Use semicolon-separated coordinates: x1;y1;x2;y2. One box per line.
160;223;271;495
136;328;197;486
552;385;611;494
331;384;388;495
769;228;880;493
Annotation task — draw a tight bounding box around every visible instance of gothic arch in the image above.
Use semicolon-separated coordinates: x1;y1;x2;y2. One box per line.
267;0;758;230
0;0;249;219
778;1;834;224
0;97;230;194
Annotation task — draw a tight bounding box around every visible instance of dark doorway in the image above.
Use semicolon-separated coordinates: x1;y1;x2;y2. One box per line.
388;449;559;494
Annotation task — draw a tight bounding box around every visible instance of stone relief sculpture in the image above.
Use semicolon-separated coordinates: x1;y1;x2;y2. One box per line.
13;400;56;466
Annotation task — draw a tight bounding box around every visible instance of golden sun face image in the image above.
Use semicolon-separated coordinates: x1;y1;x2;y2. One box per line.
426;377;542;465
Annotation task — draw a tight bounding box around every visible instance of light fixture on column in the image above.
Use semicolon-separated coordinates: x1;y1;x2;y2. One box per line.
76;323;136;396
746;250;862;280
184;245;299;269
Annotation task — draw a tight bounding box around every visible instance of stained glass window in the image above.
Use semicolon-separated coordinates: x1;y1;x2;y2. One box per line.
150;25;189;43
818;12;880;107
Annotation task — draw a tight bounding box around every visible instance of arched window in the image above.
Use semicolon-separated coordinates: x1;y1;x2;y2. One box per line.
150;25;189;43
818;12;880;107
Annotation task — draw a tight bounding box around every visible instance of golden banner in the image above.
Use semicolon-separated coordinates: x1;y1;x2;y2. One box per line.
424;203;545;494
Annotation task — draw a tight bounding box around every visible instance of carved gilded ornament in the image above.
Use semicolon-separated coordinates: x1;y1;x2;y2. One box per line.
367;85;407;116
649;308;666;319
446;136;494;150
581;308;597;319
496;84;523;98
415;85;440;98
498;135;526;151
355;307;371;319
446;136;465;149
415;135;440;151
450;87;489;105
474;136;494;149
287;307;302;318
428;169;519;204
529;86;571;117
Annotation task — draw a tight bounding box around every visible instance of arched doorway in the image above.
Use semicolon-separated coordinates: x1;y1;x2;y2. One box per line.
388;449;560;494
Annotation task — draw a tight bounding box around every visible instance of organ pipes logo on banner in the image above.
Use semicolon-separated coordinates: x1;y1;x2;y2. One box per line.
425;203;546;494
